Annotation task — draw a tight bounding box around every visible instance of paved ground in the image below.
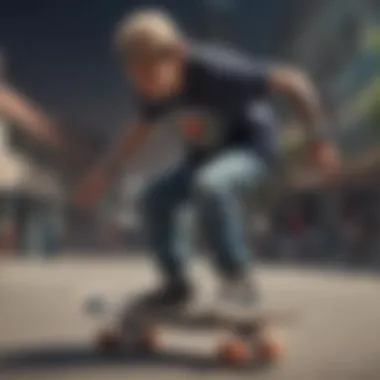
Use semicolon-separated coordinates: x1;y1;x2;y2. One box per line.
0;256;380;380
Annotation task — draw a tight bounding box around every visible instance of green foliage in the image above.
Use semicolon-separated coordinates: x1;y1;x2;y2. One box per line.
365;27;380;52
282;131;307;166
365;79;380;137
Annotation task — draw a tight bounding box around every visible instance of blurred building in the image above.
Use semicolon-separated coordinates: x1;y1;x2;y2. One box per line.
202;0;314;57
279;0;380;177
289;1;367;84
287;0;378;126
151;0;318;57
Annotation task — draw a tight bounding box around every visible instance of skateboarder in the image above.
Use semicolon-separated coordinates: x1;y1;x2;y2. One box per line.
75;9;339;310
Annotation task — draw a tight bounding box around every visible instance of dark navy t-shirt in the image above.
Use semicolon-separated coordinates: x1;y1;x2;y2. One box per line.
138;43;279;165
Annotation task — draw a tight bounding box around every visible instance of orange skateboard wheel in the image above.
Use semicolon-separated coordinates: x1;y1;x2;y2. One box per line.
217;338;250;366
256;335;283;363
95;327;122;352
137;325;161;352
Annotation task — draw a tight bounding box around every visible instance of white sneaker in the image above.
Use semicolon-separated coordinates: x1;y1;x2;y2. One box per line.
215;276;261;316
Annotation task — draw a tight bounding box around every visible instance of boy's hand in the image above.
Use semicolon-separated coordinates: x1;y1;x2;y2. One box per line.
75;169;109;211
308;139;341;179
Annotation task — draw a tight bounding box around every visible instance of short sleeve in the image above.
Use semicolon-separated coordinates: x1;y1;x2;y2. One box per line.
217;60;272;99
192;44;273;99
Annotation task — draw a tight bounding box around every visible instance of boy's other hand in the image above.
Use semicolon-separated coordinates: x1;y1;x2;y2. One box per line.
75;169;108;211
308;140;341;179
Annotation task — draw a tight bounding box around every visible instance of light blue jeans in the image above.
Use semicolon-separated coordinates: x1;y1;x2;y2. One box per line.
141;149;267;280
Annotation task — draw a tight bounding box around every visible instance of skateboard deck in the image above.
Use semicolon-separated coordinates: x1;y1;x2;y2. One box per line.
123;303;296;332
85;294;296;329
85;294;297;365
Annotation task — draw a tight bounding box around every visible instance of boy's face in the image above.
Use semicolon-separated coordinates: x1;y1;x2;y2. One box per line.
125;46;185;101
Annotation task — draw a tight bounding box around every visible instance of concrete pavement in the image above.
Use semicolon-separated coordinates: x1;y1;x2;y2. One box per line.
0;257;380;380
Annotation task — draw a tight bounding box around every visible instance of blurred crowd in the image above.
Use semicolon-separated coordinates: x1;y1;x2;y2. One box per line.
256;177;380;270
1;164;380;273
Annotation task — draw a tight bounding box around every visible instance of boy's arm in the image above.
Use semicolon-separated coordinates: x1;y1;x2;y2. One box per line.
213;56;331;146
267;66;340;176
0;84;62;149
268;67;324;140
75;123;153;210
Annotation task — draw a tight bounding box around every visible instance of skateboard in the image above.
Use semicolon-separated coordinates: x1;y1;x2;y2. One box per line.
85;294;297;366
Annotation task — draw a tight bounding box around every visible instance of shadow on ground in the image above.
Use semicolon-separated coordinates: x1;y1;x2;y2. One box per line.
0;345;275;374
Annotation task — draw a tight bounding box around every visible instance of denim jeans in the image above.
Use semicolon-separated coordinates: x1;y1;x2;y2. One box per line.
140;149;267;280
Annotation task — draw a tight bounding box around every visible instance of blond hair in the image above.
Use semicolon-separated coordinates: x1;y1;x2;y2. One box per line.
114;8;184;57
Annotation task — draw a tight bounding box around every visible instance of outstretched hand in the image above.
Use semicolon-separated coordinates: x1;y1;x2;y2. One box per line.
307;140;341;180
74;169;109;212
